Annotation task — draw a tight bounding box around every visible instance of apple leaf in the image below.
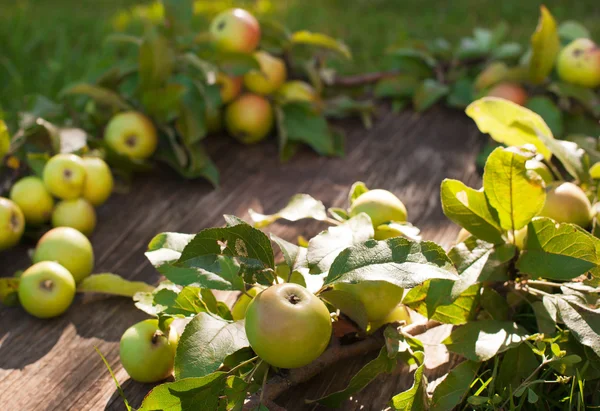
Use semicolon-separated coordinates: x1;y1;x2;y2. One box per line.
480;287;509;321
430;360;480;411
348;181;369;204
496;343;540;395
483;147;546;231
516;218;600;280
440;179;503;244
270;234;309;275
525;96;563;137
76;273;154;297
374;75;421;99
141;83;186;123
146;232;195;267
550;297;600;357
443;320;529;361
532;128;590;183
320;287;369;329
248;194;327;228
549;82;600;118
175;313;248;379
138;30;175;91
389;352;428;410
60;83;132;111
386;49;435;78
279;102;339;157
139;372;227;411
308;347;396;407
465;97;552;160
403;282;480;325
291;31;352;59
325;237;458;289
308;213;374;274
529;6;560;84
413;79;449;112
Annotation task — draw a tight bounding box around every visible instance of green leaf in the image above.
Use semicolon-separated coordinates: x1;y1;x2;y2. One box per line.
440;179;503;244
413;79;449;112
446;77;475;109
534;132;590;183
308;214;374;274
480;287;509;321
386;49;435;78
389;352;428;410
529;6;560;84
552;297;600;356
212;51;260;76
348;181;369;204
548;82;600;117
248;194;327;228
290;31;352;59
76;273;154;297
309;347;396;407
270;234;309;276
516;218;600;280
430;360;480;411
483;147;546;231
0;120;10;159
139;373;226;411
525;96;563;137
141;83;186;122
496;343;540;394
443;320;529;361
558;21;591;43
466;97;553;160
403;282;480;325
374;76;420;99
325;237;458;289
60;83;132;111
139;31;174;90
531;300;556;334
280;102;337;156
175;313;248;379
160;287;210;318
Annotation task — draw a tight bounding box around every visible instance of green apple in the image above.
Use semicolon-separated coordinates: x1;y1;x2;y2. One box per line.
276;81;317;104
333;281;404;323
557;38;600;88
455;227;472;244
18;261;76;318
209;8;260;53
52;198;97;236
9;176;54;225
225;94;274;144
244;51;287;95
42;153;86;200
81;157;113;206
231;286;264;321
120;319;178;383
487;82;528;106
216;73;242;104
349;189;407;228
105;111;158;160
0;197;25;251
539;182;593;227
33;227;94;283
526;159;554;185
245;283;332;368
368;303;412;333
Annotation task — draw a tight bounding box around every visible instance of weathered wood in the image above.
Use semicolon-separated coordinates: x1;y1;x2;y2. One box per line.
0;106;482;410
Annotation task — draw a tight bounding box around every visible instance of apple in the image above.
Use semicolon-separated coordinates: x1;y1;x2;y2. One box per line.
455;228;472;244
245;283;332;368
231;286;264;321
486;82;528;106
333;281;404;324
33;227;94;283
52;198;97;236
209;8;260;54
243;51;287;96
0;197;25;251
81;157;114;206
18;261;76;318
43;153;86;200
526;159;554;185
513;226;528;250
9;176;54;225
104;111;158;160
120;319;178;383
216;73;243;104
225;94;274;144
349;189;408;228
277;81;318;104
369;303;412;333
539;182;593;227
557;38;600;88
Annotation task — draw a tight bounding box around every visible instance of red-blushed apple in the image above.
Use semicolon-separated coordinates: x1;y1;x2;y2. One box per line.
120;319;178;383
486;83;528;106
33;227;94;283
277;81;318;104
244;51;287;95
245;283;332;369
539;182;593;227
209;8;260;53
18;261;76;318
105;111;158;160
52;198;97;236
9;176;54;225
216;73;243;104
225;93;274;144
43;153;86;200
557;38;600;88
0;197;25;251
81;157;114;206
349;189;407;228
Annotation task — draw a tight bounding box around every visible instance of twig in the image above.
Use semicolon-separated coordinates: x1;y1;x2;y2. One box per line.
331;71;398;87
243;320;441;410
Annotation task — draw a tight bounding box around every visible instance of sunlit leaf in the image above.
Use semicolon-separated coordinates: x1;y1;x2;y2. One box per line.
529;6;560;84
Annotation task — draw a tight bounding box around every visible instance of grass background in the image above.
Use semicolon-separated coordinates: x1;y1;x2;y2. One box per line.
1;0;599;117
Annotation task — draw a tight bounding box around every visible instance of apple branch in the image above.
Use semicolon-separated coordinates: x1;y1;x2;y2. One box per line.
243;320;441;410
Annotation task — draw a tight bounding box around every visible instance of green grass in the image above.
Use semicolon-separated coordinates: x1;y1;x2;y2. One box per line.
1;0;599;119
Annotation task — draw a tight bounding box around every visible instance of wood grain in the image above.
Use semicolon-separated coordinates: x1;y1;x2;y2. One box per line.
0;106;482;410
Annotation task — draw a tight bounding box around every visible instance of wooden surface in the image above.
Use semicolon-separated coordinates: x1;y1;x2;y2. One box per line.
0;106;483;410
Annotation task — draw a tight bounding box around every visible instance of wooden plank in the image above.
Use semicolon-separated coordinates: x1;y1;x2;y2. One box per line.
0;107;482;410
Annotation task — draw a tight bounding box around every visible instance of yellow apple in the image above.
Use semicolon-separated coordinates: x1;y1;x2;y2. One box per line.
557;38;600;88
243;51;287;95
225;94;274;144
0;197;25;251
539;182;593;227
9;176;54;225
105;111;158;160
52;198;97;236
42;153;86;200
349;189;407;228
81;157;113;206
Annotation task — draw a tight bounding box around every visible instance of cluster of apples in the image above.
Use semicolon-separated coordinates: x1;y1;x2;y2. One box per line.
209;8;318;144
486;38;600;105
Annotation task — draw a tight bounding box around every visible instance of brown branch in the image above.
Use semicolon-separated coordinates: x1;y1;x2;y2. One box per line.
243;320;441;410
331;71;399;87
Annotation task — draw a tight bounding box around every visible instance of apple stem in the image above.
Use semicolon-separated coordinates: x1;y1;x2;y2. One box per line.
41;279;54;291
227;355;259;375
242;290;254;299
